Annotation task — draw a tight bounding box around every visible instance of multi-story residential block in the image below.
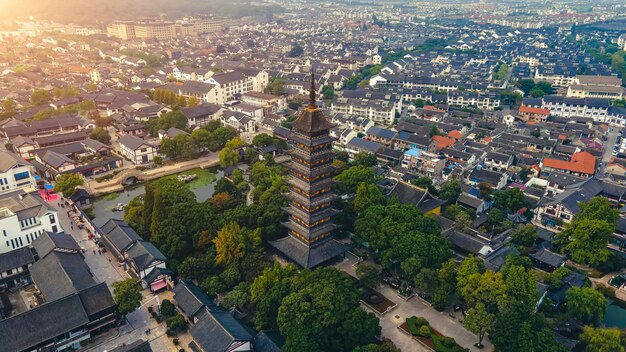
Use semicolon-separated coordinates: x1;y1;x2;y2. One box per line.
566;75;624;99
0;152;36;194
518;105;550;123
401;148;446;182
118;135;158;164
0;190;61;254
242;92;286;114
484;151;514;172
106;21;136;40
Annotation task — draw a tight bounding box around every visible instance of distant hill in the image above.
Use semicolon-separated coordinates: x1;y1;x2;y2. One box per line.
0;0;284;24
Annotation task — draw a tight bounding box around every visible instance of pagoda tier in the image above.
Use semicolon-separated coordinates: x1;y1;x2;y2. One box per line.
284;162;334;179
281;219;342;244
285;191;336;210
289;147;333;163
283;205;340;224
287;177;335;194
289;133;336;148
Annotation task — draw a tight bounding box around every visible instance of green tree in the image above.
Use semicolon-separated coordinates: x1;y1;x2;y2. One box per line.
221;282;251;310
438;179;461;202
454;211;472;231
353;340;401;352
352;152;378;167
250;262;299;330
579;326;625;352
160;299;176;317
54;173;84;197
287;44;303;58
277;267;380;352
2;98;17;113
322;85;335;100
335;165;376;195
252;133;275;148
112;278;142;316
30;89;52;105
530;87;545;98
213;222;261;266
267;78;285;95
493;188;527;213
89;127;111;144
456;256;484;296
511;224;537;247
354;182;385;213
577;197;620;224
565;287;607;325
558;218;614;265
219;147;239;168
225;137;246;149
356;262;381;288
188;96;199;108
166;313;188;332
147;110;188;136
463;302;495;347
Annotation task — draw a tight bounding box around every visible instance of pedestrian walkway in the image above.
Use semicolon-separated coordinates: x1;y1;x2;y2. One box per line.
335;256;494;352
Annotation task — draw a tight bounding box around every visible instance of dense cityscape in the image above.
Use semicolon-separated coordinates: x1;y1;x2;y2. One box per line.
0;1;625;351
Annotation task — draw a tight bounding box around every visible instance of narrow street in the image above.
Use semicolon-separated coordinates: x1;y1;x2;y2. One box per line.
49;198;174;351
598;127;619;178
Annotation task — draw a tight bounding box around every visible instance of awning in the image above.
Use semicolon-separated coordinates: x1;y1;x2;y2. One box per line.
150;279;167;292
89;318;116;332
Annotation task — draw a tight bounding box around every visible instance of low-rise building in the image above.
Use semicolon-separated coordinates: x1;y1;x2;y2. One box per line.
118;135;158;165
0;151;37;194
0;190;61;254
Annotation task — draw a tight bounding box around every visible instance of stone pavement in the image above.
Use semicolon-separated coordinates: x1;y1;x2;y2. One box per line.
335;255;494;352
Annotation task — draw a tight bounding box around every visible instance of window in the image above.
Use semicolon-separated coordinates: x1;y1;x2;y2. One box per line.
49;215;56;224
52;225;58;233
140;148;147;153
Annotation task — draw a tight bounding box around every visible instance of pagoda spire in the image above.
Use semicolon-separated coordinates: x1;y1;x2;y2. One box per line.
308;70;316;109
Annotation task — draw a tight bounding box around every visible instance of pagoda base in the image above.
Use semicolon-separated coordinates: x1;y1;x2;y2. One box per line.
269;236;352;269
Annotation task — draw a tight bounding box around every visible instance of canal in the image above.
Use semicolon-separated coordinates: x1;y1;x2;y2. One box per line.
92;168;223;221
604;299;626;329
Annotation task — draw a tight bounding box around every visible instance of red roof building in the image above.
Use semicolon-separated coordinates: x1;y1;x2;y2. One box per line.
541;151;596;177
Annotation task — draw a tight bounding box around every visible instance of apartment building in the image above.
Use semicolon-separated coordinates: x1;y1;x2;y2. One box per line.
106;21;135;40
0;190;61;254
566;75;624;99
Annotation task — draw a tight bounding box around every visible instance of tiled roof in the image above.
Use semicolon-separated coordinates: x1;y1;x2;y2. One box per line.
542;151;596;175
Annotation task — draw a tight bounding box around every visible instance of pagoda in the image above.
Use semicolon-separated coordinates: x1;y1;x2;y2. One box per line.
269;72;349;268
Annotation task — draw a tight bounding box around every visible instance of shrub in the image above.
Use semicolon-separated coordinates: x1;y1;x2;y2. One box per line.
419;325;431;338
160;299;176;317
442;336;456;348
415;317;430;327
407;316;431;335
596;283;616;298
179;349;185;352
173;338;179;345
155;316;161;323
147;306;154;314
406;316;419;335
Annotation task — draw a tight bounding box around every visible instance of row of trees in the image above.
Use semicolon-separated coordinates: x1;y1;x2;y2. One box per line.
152;89;199;109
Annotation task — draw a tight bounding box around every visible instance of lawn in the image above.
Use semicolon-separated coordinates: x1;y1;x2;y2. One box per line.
162;168;217;190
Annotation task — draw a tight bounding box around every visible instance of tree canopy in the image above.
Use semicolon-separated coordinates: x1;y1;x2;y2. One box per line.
112;278;142;316
54;173;84;197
